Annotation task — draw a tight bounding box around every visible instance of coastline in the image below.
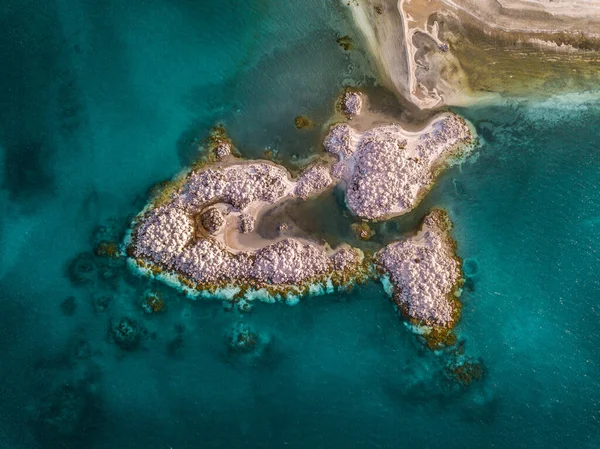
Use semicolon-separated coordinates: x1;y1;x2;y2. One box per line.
344;0;600;108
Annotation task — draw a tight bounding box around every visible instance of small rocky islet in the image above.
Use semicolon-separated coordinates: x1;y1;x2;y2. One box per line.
124;90;475;346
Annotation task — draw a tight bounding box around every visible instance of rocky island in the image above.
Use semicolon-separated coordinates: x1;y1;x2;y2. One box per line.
376;209;463;346
125;91;473;346
324;112;472;220
129;156;367;299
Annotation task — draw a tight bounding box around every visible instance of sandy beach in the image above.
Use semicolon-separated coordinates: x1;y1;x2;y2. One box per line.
345;0;600;108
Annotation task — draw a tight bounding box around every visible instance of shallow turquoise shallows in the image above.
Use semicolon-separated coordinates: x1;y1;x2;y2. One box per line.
1;1;600;448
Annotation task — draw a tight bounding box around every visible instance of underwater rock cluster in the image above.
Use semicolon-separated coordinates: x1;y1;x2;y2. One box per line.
110;317;142;350
33;382;101;439
226;322;259;353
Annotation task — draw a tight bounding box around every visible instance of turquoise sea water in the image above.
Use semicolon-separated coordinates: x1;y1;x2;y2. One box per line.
2;1;600;448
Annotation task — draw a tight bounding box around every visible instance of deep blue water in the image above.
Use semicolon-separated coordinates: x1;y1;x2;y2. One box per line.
1;1;600;448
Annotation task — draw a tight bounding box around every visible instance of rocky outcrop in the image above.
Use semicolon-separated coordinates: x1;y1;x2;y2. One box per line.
375;210;462;327
130;159;363;293
340;90;363;117
324;113;472;220
199;207;225;235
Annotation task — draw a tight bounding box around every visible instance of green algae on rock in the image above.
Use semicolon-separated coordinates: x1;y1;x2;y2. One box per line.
294;115;315;129
336;35;353;51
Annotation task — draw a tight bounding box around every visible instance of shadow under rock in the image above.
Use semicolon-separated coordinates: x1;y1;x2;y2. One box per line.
2;138;55;203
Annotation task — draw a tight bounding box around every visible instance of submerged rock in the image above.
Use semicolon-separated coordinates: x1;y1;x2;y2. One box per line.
110;317;142;350
294;115;314;129
226;322;259;353
32;382;102;440
91;294;112;313
464;276;475;292
142;291;165;314
94;241;120;259
167;325;186;356
67;252;97;285
236;298;253;313
351;222;375;240
463;258;479;277
444;356;485;389
336;35;352;51
60;296;77;316
224;321;275;366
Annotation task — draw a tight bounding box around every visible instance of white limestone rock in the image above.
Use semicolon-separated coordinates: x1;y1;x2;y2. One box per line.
341;90;363;117
174;162;293;213
214;142;232;160
199;207;225;235
130;160;365;291
134;206;193;266
294;164;333;199
324;113;472;220
375;210;462;327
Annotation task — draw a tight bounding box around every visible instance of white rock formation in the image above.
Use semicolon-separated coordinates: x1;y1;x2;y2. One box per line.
375;210;462;327
135;207;193;265
340;90;363;117
173;162;293;212
324;113;472;220
294;164;333;199
214;142;232;160
131;160;359;290
238;213;255;234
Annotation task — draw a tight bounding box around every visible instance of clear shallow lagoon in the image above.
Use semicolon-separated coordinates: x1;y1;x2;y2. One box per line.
1;1;600;449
